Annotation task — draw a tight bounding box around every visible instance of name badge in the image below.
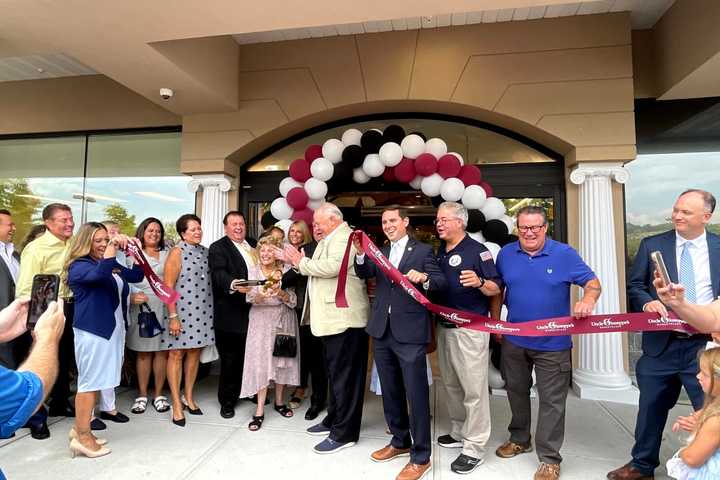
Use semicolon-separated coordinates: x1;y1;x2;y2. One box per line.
449;254;462;267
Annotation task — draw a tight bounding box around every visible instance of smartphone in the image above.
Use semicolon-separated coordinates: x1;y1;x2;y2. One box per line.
27;274;60;329
235;279;267;287
650;251;672;288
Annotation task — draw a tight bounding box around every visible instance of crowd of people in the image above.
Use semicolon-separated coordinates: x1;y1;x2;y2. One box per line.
0;188;719;479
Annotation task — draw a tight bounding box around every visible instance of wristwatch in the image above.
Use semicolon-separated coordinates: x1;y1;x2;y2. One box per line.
478;277;486;288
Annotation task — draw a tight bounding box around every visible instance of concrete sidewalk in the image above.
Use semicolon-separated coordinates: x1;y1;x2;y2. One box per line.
0;376;691;479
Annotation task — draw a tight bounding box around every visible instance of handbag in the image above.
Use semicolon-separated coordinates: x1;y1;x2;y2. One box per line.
137;303;164;338
272;328;297;358
200;345;219;364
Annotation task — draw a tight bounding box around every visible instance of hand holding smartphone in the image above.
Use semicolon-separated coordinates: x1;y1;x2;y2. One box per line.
650;251;672;289
27;274;60;329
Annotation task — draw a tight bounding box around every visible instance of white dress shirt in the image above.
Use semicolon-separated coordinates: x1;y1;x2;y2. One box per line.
232;239;256;271
676;231;714;305
356;234;409;267
0;241;19;283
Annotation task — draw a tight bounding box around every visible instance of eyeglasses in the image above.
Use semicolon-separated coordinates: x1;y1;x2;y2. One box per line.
517;225;545;233
434;217;461;226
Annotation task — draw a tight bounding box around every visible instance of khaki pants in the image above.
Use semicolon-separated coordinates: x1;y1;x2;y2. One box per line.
437;326;491;459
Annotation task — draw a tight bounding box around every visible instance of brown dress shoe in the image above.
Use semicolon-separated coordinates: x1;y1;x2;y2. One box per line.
396;461;432;480
534;463;560;480
607;463;654;480
495;440;533;458
370;444;411;463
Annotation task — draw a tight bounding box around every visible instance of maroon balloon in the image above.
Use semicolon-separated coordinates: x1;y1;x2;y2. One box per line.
458;165;482;186
414;153;438;177
394;157;416;183
286;187;309;209
304;145;323;163
289;158;311;182
437;154;462;179
382;166;396;183
479;181;494;198
291;207;314;227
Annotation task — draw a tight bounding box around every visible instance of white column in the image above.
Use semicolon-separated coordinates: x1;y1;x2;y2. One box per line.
570;162;639;404
188;174;235;247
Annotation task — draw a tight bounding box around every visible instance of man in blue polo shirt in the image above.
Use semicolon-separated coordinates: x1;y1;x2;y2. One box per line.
494;206;601;480
434;201;502;475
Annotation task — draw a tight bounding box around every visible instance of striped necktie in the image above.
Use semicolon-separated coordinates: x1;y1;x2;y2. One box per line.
679;242;697;304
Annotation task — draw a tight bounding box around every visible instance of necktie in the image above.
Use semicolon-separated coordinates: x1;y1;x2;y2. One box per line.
390;242;402;268
679;242;697;304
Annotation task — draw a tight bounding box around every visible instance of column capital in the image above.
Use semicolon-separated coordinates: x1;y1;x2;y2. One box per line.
188;174;235;193
569;162;630;185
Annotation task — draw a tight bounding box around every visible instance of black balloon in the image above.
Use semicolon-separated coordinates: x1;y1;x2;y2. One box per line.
361;130;383;154
328;161;354;191
483;219;509;244
383;125;406;145
430;195;443;207
342;144;365;168
409;131;427;142
467;210;486;232
261;210;278;229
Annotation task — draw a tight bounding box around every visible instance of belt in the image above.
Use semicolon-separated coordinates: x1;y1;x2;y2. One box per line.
61;297;74;304
438;321;458;329
672;331;710;341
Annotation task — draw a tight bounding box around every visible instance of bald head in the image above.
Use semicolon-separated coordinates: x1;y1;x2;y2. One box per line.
313;203;343;240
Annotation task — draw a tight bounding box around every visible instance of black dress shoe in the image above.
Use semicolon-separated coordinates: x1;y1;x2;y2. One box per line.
29;422;50;440
100;411;130;423
304;404;323;421
90;418;107;431
220;404;235;419
48;404;75;417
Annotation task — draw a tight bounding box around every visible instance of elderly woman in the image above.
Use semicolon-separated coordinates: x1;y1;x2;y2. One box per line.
163;214;214;427
240;235;299;431
127;217;171;414
65;222;144;458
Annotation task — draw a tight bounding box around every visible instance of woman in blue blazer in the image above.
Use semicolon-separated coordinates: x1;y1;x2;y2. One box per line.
64;222;143;458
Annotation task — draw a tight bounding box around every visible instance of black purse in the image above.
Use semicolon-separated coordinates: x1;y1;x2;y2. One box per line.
137;303;164;338
272;329;297;358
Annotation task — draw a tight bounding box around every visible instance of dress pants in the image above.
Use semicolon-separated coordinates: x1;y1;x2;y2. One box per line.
215;329;247;406
374;327;431;465
501;340;572;464
298;325;328;407
437;326;490;459
48;301;75;411
321;327;368;443
631;336;706;474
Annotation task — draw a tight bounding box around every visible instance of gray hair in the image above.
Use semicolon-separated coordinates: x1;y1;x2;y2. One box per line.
438;201;468;228
516;206;548;224
316;202;343;221
680;189;716;213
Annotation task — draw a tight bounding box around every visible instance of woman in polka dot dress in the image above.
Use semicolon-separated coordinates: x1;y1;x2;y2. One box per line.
163;214;215;427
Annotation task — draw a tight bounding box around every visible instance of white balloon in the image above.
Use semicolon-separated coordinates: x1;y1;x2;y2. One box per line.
341;128;362;147
440;178;465;202
401;134;426;159
461;184;487;210
304;177;328;200
468;231;485;244
362;153;385;177
270;197;294;220
409;175;423;190
481;197;506;220
425;138;448;158
310;157;334;181
274;219;293;238
279;177;303;197
483;241;501;261
322;138;344;164
420;173;444;197
500;214;515;234
308;198;326;210
353;167;371;184
449;152;464;165
378;142;403;167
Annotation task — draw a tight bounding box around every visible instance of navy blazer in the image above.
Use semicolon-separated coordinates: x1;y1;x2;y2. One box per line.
628;230;720;357
355;237;447;344
68;256;144;339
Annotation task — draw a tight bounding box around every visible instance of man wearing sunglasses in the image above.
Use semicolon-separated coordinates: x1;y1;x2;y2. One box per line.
494;205;601;480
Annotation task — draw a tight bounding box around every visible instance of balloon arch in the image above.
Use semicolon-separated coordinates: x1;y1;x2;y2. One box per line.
262;124;517;249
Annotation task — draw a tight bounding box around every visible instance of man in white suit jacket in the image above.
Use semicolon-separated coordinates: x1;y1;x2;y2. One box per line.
285;203;369;454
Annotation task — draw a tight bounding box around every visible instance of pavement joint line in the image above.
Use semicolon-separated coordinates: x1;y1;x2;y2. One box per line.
178;423;239;480
596;400;635;439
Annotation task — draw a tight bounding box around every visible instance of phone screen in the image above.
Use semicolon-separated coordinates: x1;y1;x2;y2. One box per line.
27;274;60;329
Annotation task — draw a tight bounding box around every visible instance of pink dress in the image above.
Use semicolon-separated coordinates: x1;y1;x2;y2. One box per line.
240;265;300;398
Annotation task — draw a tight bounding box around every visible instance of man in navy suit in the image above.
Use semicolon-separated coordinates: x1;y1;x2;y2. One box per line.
355;206;447;480
608;189;719;480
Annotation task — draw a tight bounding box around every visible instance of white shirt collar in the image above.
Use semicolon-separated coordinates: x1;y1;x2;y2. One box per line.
390;235;409;251
0;241;14;255
676;230;707;249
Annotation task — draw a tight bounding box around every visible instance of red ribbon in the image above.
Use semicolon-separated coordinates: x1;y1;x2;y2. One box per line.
335;230;698;337
124;244;180;305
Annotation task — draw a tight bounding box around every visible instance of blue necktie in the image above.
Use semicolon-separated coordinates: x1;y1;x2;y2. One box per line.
679;242;697;304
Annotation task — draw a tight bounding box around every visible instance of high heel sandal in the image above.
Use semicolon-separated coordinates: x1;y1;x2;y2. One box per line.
69;438;111;458
69;427;107;446
181;395;203;415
